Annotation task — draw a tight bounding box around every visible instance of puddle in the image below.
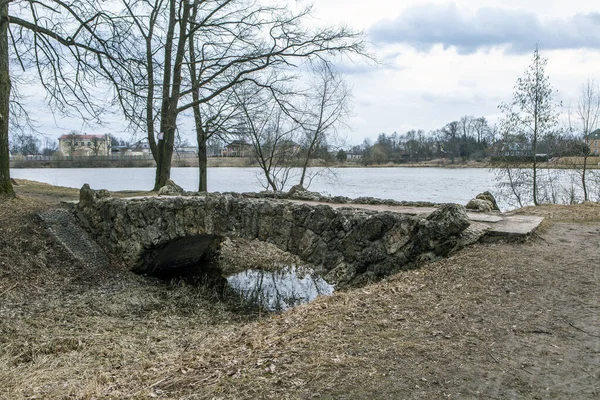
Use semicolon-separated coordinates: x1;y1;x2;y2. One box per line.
226;266;335;312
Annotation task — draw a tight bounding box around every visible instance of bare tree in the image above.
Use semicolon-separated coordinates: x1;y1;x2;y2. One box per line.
234;85;300;191
10;133;40;156
190;90;239;191
0;0;135;196
0;0;12;195
496;47;560;206
442;121;460;163
111;0;366;191
472;117;490;145
458;115;474;140
65;130;78;158
296;61;350;187
575;78;600;201
91;137;102;156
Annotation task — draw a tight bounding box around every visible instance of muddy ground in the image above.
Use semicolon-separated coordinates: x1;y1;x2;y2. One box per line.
0;180;599;399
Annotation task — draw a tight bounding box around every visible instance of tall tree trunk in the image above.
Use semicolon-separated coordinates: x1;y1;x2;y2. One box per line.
0;4;14;197
153;112;176;190
532;138;538;205
196;122;208;192
299;139;317;187
153;0;189;191
582;153;589;201
188;3;209;193
532;80;539;206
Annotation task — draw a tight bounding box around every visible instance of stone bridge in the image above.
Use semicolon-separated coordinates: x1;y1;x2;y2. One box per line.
78;187;490;284
74;185;543;287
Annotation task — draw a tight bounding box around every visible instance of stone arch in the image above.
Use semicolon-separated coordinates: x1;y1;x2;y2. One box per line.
137;234;221;276
76;188;471;287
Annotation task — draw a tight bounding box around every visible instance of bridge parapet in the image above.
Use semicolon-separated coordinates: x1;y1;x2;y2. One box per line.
76;186;472;287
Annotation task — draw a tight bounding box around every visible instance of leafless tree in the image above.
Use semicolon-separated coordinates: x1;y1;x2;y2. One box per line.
472;116;492;145
442;121;460;163
66;130;78;157
296;61;350;187
458;115;474;140
110;0;366;191
91;137;101;156
1;0;12;195
234;85;300;191
575;78;600;201
496;48;560;206
0;0;136;196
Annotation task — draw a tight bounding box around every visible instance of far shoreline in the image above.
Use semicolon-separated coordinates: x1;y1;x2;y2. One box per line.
9;156;600;170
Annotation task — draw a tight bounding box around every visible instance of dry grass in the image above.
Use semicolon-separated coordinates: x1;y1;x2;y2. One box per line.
1;180;599;399
511;201;600;222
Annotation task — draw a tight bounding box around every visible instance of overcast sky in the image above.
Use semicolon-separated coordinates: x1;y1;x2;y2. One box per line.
18;0;600;146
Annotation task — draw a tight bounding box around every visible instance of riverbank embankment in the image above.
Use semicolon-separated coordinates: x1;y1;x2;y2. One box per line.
11;154;600;169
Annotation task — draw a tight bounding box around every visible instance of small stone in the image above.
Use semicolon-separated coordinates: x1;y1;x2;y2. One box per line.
473;191;500;211
79;184;96;208
466;198;493;212
287;184;306;196
96;189;111;199
158;179;185;196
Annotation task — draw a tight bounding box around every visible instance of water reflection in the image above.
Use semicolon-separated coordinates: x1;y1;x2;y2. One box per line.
226;266;334;312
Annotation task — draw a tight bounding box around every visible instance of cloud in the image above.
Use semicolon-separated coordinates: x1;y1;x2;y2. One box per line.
370;3;600;54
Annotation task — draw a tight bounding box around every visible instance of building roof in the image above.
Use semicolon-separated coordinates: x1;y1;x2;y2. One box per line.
589;129;600;139
226;140;252;147
58;134;106;140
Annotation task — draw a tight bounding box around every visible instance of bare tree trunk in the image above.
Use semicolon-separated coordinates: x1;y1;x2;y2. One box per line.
576;79;600;202
299;140;316;187
532;88;539;206
582;153;589;201
153;0;189;191
506;167;523;208
154;108;176;190
196;124;208;192
0;3;14;197
187;6;208;193
154;143;174;188
532;150;538;205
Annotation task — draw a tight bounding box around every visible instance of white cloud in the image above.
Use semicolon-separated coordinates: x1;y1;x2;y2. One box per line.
370;4;600;54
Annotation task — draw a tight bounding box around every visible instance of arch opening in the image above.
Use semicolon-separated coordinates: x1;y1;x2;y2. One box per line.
138;235;224;283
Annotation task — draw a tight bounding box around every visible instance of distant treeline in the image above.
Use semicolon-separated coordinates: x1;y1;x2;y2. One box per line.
341;115;589;166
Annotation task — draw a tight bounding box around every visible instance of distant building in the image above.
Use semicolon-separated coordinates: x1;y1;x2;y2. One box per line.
59;134;110;156
128;140;152;156
494;134;532;157
346;152;362;160
109;139;154;157
221;140;253;157
586;129;600;155
175;146;198;155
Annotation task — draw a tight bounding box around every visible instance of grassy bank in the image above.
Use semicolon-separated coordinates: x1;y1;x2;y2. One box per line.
10;156;491;169
1;180;599;399
13;155;600;170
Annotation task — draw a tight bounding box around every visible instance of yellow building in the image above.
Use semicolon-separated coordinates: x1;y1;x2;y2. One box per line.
586;129;600;156
59;134;110;156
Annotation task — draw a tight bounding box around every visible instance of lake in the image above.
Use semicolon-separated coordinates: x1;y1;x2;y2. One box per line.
11;166;502;206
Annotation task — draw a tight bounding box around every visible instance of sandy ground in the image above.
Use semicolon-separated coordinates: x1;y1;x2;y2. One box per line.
0;180;598;399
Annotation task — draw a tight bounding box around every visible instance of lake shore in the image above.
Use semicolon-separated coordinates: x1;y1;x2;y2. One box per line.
10;156;491;169
11;155;600;169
